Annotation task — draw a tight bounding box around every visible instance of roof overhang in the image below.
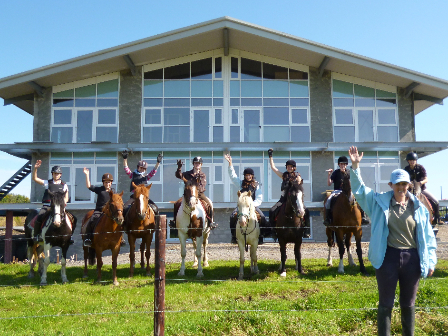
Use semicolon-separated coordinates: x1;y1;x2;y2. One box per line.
1;17;447;115
1;141;446;160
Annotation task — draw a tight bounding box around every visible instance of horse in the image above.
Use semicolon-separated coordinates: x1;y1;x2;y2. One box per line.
24;190;76;285
408;180;437;236
275;179;306;277
124;182;156;277
176;179;210;278
81;190;124;286
324;172;367;275
235;190;260;280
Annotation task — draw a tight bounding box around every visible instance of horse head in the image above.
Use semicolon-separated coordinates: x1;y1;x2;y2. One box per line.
341;171;352;198
183;180;199;211
103;190;124;225
48;190;67;227
132;182;152;220
237;190;254;228
286;179;305;218
409;180;421;197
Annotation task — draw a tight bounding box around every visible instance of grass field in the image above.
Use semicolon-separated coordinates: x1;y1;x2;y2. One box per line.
0;258;447;335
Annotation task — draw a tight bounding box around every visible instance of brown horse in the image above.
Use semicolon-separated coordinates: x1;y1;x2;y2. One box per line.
275;179;306;277
325;172;367;275
124;182;156;277
82;190;124;285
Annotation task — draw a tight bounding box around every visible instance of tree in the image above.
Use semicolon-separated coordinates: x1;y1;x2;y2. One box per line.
1;194;30;203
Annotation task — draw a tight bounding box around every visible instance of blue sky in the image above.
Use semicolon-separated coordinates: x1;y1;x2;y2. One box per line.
1;0;447;198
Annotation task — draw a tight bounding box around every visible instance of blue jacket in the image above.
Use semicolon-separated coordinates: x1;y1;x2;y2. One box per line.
350;167;437;278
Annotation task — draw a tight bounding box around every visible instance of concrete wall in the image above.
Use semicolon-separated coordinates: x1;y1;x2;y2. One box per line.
119;68;142;143
33;88;52;142
309;67;333;142
397;87;415;142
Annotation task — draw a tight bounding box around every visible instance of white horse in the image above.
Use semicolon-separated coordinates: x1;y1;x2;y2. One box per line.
176;180;210;278
236;191;260;280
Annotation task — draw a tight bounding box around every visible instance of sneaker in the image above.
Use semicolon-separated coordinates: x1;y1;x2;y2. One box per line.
209;222;218;230
302;231;310;239
361;217;371;225
120;239;126;246
169;220;176;229
231;236;237;244
83;239;92;247
69;237;75;245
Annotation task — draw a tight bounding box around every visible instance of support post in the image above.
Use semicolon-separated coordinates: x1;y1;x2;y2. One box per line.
4;211;13;263
154;215;166;336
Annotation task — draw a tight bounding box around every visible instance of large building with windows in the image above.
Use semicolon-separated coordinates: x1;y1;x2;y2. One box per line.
1;17;448;246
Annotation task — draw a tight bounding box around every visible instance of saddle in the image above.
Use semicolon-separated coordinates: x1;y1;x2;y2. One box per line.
199;199;213;222
29;212;51;230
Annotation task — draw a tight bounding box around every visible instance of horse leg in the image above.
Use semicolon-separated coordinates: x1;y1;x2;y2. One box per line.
145;234;152;277
60;247;69;284
96;249;103;282
192;238;199;268
237;238;245;280
112;247;119;286
354;231;367;274
128;234;136;277
40;244;51;285
335;231;346;274
279;241;287;277
83;246;89;279
326;228;334;267
250;241;259;275
27;245;35;278
294;238;304;275
202;231;210;267
140;240;146;269
345;232;356;267
195;236;204;278
178;231;187;276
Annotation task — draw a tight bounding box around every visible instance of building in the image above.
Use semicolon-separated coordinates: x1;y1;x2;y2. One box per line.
1;17;448;251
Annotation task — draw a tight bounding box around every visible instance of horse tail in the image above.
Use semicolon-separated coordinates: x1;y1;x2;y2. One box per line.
88;247;96;266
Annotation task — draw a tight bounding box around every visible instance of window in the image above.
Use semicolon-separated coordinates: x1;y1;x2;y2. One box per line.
332;79;398;142
52;79;119;143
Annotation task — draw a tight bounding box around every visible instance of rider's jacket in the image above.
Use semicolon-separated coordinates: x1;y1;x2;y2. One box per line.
404;164;427;191
124;165;157;193
331;169;349;191
89;185;111;211
176;168;207;193
281;171;300;191
42;179;67;204
228;166;262;207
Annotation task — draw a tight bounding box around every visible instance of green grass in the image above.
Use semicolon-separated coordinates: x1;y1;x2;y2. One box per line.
0;259;447;335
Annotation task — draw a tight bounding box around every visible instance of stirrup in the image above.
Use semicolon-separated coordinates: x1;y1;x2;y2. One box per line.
361;217;370;225
83;239;92;247
169;220;176;229
209;222;218;230
120;239;126;246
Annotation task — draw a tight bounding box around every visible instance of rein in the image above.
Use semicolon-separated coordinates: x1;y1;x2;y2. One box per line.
107;201;123;225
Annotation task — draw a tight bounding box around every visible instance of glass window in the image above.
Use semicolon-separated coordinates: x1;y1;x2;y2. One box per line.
289;69;308;80
98;109;116;124
355;98;375;107
191;58;212;79
376;89;396;98
377;126;398;142
213;126;223;142
163;126;189;143
215;109;222;124
194;110;209;142
144;80;163;97
165;62;190;80
213;81;223;97
232;109;239;124
263;80;288;97
96;127;117;142
241;80;262;97
144;98;163;107
143;127;162;143
231;57;239;78
291;126;310;142
214;57;222;78
292;109;307;124
335;109;353;124
241;58;262;79
244;110;260;142
265;126;289;142
53;99;74;107
145;109;161;124
191;80;212;97
164;98;190;107
54;110;72;124
263;63;288;79
97;80;118;98
54;89;74;99
263;98;289;106
230;81;240;97
164;81;190;97
333;98;354;107
230;126;240;142
354;84;375;98
376;98;397;107
75;84;96;98
75;168;91;201
290;81;308;97
241;98;262;106
378;109;396;124
164;108;189;125
144;69;163;80
334;126;355;142
51;127;73;143
333;80;353;98
264;107;288;125
77;110;93;142
358;110;374;142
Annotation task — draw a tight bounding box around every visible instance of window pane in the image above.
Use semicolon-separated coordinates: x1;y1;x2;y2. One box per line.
335;109;353;124
263;80;288;97
241;80;262;97
263;63;288;79
54;110;72;124
144;80;163;97
75;99;95;107
163;126;190;143
165;62;190;80
289;69;308;80
376;98;397;107
231;57;239;78
51;127;73;143
264;126;289;142
164;98;189;107
53;99;74;107
290;98;309;106
333;80;353;98
97;99;118;107
191;80;212;97
96;127;117;142
241;58;261;79
144;69;163;80
230;81;240;97
264;107;289;125
213;126;223;142
354;84;375;98
291;126;310;142
360;166;376;190
358;110;374;142
230;126;240;142
214;109;222;124
215;165;223;182
295;165;310;180
144;98;163;107
213;184;224;203
164;108;189;125
376;89;396;98
61;167;71;182
213;81;223;97
191;58;212;79
191;98;212;106
380;165;396;181
213;98;223;106
163;162;181;201
230;98;240;106
143;127;162;142
292;109;307;124
378;109;396;124
271;171;281;200
244;110;260;142
98;109;116;124
232;109;238;124
54;89;74;99
355;98;375;107
194;110;209;142
290;81;309;97
97;79;118;98
333;98;354;107
334;126;355;142
77;110;93;142
75;168;91;201
164;81;190;97
377;126;398;142
263;98;289;106
214;57;222;78
241;98;262;106
145;109;161;125
75;84;96;98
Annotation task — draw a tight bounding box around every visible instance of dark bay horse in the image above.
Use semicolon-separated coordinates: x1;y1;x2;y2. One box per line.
124;182;156;277
82;190;124;285
275;179;306;277
24;190;77;285
325;172;367;274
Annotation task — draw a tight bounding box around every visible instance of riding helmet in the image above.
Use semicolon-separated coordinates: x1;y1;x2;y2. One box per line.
285;159;296;168
406;152;418;161
51;166;63;174
243;168;255;176
338;156;349;164
102;173;113;182
137;160;148;169
192;156;203;164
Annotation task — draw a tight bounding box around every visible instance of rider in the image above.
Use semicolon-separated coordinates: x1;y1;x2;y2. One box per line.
122;151;162;224
324;156;369;226
82;169;114;247
404;152;443;225
170;156;217;229
225;153;267;244
267;149;310;238
32;160;71;243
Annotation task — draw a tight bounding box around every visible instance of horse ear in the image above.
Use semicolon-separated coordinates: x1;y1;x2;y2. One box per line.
119;191;124;197
132;182;137;190
237;190;241;197
147;183;152;190
247;190;251;197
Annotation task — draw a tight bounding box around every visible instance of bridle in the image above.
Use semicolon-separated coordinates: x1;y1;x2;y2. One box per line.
107;201;124;224
237;195;257;252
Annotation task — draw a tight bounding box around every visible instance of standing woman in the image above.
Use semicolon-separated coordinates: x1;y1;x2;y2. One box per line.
225;153;267;244
349;146;436;336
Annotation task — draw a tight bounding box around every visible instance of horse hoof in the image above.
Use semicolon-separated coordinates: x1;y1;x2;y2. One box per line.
113;281;119;286
193;263;198;268
203;262;209;267
280;272;286;277
40;282;47;286
146;272;152;277
326;263;332;267
28;273;34;279
62;280;69;284
238;275;244;280
196;273;204;278
82;274;89;279
178;271;185;276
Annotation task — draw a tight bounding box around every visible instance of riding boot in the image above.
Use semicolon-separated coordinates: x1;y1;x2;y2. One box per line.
258;236;264;245
377;305;392;336
323;208;332;226
230;214;237;243
401;306;415;336
33;219;44;243
360;208;370;225
303;208;311;238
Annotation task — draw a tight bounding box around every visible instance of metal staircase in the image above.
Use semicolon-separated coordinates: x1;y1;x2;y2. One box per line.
0;160;32;201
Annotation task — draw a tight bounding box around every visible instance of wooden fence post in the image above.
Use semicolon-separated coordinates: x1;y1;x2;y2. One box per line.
154;215;166;336
4;210;13;264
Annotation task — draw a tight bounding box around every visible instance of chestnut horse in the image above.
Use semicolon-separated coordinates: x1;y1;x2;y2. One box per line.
24;190;76;285
176;179;210;278
235;190;260;280
124;182;156;277
275;179;306;277
82;190;124;285
325;172;367;274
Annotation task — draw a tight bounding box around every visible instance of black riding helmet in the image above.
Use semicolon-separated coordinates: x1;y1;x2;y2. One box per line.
192;156;203;164
285;160;296;168
338;156;349;164
406;152;418;161
243;168;254;176
51;166;63;174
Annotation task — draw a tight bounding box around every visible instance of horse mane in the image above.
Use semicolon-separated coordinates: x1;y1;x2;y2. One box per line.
50;190;66;207
102;190;124;216
341;171;351;197
238;192;256;219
